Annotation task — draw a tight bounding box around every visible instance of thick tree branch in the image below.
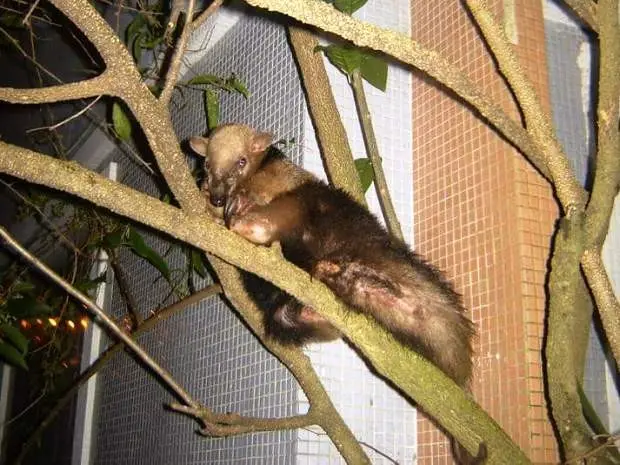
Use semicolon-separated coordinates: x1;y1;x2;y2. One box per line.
287;26;365;204
581;0;620;366
465;0;587;213
245;0;550;182
0;74;111;104
582;249;620;365
561;0;599;33
585;0;620;248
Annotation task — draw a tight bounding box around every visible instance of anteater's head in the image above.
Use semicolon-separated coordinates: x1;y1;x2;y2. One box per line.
189;124;272;208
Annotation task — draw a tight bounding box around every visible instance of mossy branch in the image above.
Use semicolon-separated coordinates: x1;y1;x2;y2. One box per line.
287;26;365;204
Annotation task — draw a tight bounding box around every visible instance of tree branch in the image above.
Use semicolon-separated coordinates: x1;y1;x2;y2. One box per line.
561;0;599;33
581;0;620;366
350;68;403;241
245;0;550;182
48;0;203;213
160;0;195;104
0;75;111;104
582;249;620;365
287;26;365;204
465;0;586;213
170;404;316;436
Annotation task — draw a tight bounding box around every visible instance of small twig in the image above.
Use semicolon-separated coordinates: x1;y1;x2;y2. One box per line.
0;178;82;255
0;225;200;410
160;0;195;104
26;96;102;133
190;0;224;32
22;0;42;25
0;25;61;83
350;68;403;241
562;433;620;464
169;404;317;436
0;392;45;428
109;251;143;326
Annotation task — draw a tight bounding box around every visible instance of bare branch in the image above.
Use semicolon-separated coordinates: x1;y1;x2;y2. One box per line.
350;68;403;241
0;225;201;411
169;404;316;436
0;75;110;104
287;26;365;204
465;0;586;213
582;249;620;365
561;0;599;33
160;0;195;104
191;0;224;32
244;0;550;182
584;0;620;248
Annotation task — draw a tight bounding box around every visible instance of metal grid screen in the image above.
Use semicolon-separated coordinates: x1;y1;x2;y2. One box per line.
92;11;304;465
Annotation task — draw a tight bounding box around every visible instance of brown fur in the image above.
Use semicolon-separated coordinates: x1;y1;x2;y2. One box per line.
190;124;485;464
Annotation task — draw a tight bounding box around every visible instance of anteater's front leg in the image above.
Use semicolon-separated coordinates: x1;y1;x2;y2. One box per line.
226;192;306;246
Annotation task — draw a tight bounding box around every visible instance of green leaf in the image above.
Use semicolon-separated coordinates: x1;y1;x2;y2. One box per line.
4;296;53;318
0;341;28;370
354;158;374;192
205;89;220;131
126;228;171;280
334;0;367;14
316;45;363;77
188;74;224;86
228;76;250;99
190;250;208;279
102;228;126;249
12;280;36;294
131;35;143;63
360;52;388;92
0;324;28;354
112;102;132;142
74;274;107;293
126;12;147;44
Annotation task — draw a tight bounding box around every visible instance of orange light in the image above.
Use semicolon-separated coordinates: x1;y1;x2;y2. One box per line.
66;320;75;330
20;320;31;330
35;318;43;326
48;318;58;327
80;318;89;330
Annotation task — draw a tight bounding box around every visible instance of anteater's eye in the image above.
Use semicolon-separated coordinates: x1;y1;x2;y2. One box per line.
237;157;247;168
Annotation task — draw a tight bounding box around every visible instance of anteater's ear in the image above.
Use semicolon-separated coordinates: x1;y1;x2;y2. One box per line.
189;136;209;157
250;131;273;154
